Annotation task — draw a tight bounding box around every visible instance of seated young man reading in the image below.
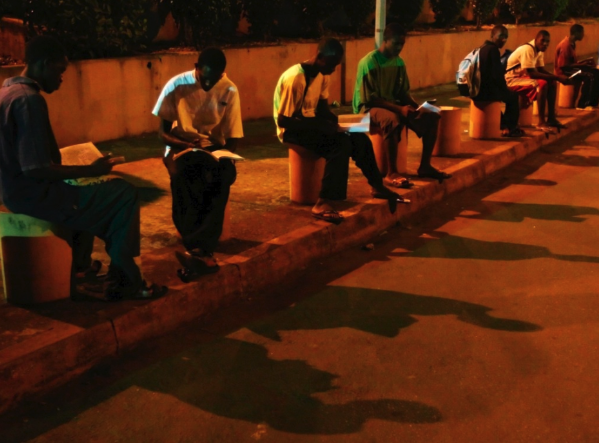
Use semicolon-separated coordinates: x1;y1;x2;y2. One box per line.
353;23;452;185
274;38;403;224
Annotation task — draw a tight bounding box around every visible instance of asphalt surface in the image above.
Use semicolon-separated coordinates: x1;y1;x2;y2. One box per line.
2;121;599;442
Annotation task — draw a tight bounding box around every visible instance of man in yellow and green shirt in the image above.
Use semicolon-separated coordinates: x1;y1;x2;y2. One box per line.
353;23;451;185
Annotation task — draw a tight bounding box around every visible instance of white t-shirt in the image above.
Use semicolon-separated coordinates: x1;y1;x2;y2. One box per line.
152;70;243;153
506;40;545;80
273;64;330;141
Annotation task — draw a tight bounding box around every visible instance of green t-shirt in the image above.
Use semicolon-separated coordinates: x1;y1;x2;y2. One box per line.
352;50;410;114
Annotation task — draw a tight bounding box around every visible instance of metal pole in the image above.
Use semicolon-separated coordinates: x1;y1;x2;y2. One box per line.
375;0;386;49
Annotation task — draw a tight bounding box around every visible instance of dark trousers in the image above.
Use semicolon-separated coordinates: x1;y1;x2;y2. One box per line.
71;230;94;272
563;66;599;107
283;130;384;200
62;178;142;286
501;90;520;130
475;89;520;130
164;150;236;253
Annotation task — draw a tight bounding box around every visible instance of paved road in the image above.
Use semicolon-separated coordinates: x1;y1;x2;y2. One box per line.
3;123;599;442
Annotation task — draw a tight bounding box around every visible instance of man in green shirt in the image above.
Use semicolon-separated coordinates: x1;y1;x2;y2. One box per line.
353;23;451;184
274;38;405;224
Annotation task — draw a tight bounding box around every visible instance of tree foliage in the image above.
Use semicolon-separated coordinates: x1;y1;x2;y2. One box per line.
566;0;599;17
23;0;151;59
292;0;342;36
344;0;376;36
388;0;425;29
501;0;532;24
529;0;569;22
471;0;499;28
163;0;231;47
429;0;469;26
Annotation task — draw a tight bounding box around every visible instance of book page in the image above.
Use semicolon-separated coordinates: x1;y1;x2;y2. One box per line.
60;142;103;166
211;150;245;161
569;70;582;79
59;142;113;186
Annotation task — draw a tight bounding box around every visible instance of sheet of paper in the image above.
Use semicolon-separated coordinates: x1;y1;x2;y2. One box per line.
417;102;441;114
337;113;370;133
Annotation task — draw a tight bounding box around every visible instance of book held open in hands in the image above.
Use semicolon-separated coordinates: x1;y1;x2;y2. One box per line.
60;142;124;186
172;148;245;162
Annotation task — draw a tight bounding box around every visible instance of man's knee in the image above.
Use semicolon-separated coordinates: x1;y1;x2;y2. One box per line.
537;79;550;92
219;160;237;186
370;108;402;139
107;178;139;206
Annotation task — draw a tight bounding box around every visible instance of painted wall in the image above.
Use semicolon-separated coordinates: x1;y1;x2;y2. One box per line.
1;22;598;146
344;23;599;118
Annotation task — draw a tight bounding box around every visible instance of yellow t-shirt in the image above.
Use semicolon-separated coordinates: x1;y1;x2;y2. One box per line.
273;64;330;142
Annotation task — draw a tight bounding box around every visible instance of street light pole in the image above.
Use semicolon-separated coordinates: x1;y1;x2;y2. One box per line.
375;0;386;49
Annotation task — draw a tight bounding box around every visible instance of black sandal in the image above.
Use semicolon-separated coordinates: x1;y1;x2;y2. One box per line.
417;168;452;183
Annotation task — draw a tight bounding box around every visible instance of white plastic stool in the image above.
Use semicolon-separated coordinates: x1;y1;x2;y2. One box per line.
469;101;502;139
287;143;325;205
558;83;577;108
433;106;462;156
0;208;72;304
369;126;409;175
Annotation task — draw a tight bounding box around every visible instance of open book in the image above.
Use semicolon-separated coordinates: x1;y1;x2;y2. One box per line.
337;113;370;133
172;148;245;162
60;142;124;186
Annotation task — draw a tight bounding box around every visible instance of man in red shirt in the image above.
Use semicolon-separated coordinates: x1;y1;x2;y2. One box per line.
555;24;599;108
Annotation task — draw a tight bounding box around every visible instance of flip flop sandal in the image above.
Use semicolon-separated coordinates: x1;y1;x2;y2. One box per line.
74;259;103;283
546;120;567;129
503;128;526;137
389;178;414;189
417;169;452;184
175;250;220;282
536;125;557;138
371;191;410;214
312;210;344;224
129;281;168;300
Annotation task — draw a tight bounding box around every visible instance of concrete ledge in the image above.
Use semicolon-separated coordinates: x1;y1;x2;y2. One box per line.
1;109;599;414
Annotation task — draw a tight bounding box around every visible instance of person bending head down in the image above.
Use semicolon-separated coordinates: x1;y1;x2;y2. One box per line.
23;35;68;94
195;47;227;91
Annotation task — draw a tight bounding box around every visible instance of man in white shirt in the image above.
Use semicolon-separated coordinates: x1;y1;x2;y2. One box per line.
274;38;403;224
153;48;243;280
505;30;571;128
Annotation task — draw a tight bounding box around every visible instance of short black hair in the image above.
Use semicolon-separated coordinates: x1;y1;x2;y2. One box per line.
384;23;407;41
197;47;227;74
570;24;584;36
536;29;550;39
317;38;344;58
25;35;67;65
491;25;508;38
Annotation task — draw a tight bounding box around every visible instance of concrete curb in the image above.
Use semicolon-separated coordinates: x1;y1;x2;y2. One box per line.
1;110;598;414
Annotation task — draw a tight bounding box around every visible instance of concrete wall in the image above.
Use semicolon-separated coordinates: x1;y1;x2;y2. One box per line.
1;22;598;146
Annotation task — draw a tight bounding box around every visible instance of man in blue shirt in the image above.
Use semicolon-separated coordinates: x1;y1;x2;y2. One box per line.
0;36;165;301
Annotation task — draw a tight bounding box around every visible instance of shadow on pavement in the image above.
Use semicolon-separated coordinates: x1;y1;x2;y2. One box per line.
393;232;599;264
0;336;441;442
128;338;442;433
111;171;167;206
247;286;542;342
458;201;599;223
